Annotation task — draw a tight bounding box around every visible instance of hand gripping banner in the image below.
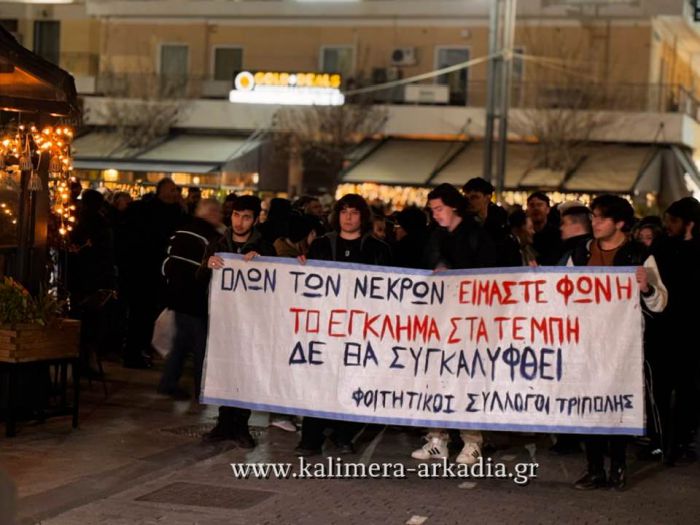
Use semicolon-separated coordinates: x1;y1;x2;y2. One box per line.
202;255;644;435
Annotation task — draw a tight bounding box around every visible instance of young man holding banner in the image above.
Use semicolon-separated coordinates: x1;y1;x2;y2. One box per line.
414;183;498;465
201;195;276;446
294;194;392;457
568;195;667;491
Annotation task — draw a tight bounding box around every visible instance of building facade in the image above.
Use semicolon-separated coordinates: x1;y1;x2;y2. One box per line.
2;0;700;206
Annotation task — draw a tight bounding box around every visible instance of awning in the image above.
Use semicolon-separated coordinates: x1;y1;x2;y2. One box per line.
72;131;261;174
72;160;220;174
341;139;676;196
139;135;255;163
432;143;537;189
342;139;465;185
72;131;142;159
672;145;700;189
562;145;658;193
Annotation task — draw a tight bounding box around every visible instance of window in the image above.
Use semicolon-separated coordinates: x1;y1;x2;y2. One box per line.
320;46;354;80
435;46;470;105
33;21;60;65
159;44;189;96
213;46;243;82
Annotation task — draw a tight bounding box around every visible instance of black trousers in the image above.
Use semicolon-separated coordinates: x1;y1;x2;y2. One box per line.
584;435;627;473
217;406;251;435
300;417;360;449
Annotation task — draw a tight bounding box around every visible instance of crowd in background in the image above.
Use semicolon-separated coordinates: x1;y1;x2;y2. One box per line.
62;176;700;491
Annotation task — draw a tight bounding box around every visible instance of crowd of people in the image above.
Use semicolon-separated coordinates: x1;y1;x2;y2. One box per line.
64;176;700;492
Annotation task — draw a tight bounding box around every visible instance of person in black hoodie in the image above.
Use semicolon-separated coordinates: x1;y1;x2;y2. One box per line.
200;195;276;447
158;198;224;400
294;194;391;457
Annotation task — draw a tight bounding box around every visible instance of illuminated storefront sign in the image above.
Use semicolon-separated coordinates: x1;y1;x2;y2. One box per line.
229;71;345;106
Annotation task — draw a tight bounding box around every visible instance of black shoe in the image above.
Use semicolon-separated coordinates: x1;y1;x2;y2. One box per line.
573;471;607;490
202;425;235;443
157;387;191;401
294;445;322;457
336;442;355;455
549;440;581;456
609;465;626;491
637;445;663;461
677;444;698;463
232;430;256;449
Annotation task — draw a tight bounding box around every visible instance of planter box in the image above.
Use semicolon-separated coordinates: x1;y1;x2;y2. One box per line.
0;320;80;363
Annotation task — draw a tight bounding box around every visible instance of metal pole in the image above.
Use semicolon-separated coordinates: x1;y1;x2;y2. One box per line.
482;0;500;185
495;0;517;200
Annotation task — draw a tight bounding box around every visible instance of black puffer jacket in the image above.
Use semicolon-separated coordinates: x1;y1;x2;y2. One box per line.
162;217;223;318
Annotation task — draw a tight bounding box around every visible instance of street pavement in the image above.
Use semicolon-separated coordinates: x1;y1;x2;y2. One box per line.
1;362;699;525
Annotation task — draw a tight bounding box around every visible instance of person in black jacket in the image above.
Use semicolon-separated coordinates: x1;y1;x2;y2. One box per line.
654;197;700;465
158;198;224;400
200;195;276;447
68;190;118;375
303;194;392;267
557;203;592;265
412;184;498;465
462;177;509;243
393;206;430;269
527;192;563;266
423;184;498;271
121;178;186;368
295;194;391;457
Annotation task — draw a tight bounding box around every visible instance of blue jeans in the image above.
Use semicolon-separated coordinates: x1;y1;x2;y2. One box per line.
158;312;207;399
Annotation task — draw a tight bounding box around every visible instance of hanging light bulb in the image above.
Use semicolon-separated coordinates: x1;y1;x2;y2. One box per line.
49;155;62;174
28;170;42;192
19;136;32;171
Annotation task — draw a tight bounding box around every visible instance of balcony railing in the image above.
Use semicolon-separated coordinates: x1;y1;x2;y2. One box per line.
84;72;700;121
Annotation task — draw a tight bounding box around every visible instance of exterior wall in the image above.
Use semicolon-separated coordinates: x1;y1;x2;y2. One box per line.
99;21;652;85
60;18;101;76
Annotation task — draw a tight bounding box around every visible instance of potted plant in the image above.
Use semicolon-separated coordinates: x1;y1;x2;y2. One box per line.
0;277;79;362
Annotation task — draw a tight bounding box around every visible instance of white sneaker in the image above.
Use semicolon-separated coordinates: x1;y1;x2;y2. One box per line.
455;442;482;465
411;434;449;460
270;419;297;432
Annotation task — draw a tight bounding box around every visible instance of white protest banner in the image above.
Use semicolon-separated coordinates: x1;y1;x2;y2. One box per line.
202;255;644;435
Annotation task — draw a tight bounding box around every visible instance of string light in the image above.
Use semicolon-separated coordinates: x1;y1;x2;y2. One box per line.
0;124;75;237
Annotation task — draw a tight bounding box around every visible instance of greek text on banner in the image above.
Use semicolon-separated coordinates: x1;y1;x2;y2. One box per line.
201;255;644;436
